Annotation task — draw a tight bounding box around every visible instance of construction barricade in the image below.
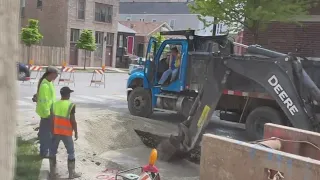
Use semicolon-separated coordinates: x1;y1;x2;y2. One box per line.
58;66;76;86
90;66;106;88
22;65;43;84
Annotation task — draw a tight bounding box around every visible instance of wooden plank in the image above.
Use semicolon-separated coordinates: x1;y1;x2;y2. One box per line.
200;134;320;180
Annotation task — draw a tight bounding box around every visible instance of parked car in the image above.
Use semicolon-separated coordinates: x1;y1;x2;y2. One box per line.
17;62;30;81
128;57;145;75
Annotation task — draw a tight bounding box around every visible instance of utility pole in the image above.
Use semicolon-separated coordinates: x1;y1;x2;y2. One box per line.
0;0;19;179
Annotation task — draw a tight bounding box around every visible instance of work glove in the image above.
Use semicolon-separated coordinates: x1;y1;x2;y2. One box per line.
32;94;37;102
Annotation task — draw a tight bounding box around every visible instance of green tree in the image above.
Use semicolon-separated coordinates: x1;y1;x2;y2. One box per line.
154;32;166;45
21;19;43;64
189;0;316;43
151;32;166;52
150;32;169;56
76;29;96;70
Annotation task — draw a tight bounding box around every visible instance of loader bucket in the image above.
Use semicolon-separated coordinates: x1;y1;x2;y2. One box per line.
156;135;188;161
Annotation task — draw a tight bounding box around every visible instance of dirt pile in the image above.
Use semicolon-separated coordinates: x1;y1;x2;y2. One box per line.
82;109;178;153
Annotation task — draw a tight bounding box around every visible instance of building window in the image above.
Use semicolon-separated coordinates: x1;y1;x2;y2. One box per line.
152;19;156;22
37;0;42;8
70;28;80;42
106;33;114;46
78;0;85;19
20;0;25;17
118;35;123;47
95;31;104;44
95;3;113;23
169;19;175;29
139;18;144;22
126;17;131;21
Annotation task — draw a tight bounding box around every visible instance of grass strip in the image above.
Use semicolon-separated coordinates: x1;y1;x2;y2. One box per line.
15;137;42;180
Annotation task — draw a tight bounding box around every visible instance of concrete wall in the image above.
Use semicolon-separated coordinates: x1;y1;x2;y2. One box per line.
67;0;119;67
119;14;199;31
200;133;320;180
0;0;19;177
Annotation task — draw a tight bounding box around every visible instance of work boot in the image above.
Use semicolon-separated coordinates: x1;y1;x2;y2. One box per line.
49;157;57;179
67;159;81;179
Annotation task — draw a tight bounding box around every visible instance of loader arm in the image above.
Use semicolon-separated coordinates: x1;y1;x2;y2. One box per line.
157;52;320;161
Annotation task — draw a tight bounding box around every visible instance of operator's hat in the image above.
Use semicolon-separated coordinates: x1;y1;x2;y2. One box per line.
46;66;60;74
60;86;74;95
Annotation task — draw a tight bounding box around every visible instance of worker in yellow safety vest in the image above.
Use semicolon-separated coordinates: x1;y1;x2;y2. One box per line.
49;86;81;179
35;66;59;158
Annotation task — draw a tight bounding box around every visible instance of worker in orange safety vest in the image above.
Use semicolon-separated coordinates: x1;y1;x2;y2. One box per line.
49;86;81;179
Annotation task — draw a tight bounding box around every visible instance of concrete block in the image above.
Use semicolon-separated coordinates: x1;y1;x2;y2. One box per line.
200;133;320;180
264;123;320;160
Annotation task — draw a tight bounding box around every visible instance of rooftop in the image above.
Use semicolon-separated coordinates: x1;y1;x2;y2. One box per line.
119;21;172;36
118;22;137;34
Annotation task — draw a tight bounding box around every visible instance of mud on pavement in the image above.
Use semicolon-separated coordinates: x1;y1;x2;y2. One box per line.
17;108;199;180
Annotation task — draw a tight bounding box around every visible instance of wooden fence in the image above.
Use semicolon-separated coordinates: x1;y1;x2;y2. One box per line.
20;44;66;65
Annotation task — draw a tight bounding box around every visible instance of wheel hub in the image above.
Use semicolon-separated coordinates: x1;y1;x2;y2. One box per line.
133;96;145;111
19;72;26;79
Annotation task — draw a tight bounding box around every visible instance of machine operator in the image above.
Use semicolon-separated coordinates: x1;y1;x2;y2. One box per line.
158;46;181;85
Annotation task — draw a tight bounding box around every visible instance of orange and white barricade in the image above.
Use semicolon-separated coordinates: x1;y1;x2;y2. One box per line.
90;67;106;88
58;66;76;86
23;65;43;84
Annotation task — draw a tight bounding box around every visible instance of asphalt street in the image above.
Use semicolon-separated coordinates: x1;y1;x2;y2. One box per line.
17;72;249;142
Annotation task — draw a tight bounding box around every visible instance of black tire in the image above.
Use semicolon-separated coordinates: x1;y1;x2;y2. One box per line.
128;87;153;117
245;106;283;140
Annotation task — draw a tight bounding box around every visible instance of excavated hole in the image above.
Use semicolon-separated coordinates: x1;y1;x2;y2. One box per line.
134;129;201;164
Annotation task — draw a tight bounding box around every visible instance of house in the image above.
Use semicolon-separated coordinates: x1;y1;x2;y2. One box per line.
20;0;119;67
243;5;320;59
119;1;200;31
117;22;136;54
116;22;136;68
119;21;173;57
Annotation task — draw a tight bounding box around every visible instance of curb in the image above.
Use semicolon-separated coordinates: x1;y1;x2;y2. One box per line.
39;65;129;73
37;69;129;73
38;158;50;180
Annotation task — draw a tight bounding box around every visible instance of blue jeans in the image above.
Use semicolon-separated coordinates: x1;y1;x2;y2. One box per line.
39;118;52;156
158;68;179;85
50;135;75;160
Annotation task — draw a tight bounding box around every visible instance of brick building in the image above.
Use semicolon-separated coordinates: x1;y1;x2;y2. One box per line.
20;0;119;67
243;6;320;59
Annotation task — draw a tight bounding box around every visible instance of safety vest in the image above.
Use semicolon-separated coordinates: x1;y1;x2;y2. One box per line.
52;100;74;136
174;53;181;68
36;79;56;118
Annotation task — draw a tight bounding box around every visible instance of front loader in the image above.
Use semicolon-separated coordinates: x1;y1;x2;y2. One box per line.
157;38;320;161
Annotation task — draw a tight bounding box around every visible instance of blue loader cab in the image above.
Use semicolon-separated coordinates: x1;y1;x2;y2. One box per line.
126;30;198;118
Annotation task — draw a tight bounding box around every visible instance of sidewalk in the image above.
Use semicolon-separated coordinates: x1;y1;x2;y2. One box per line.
39;66;129;73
